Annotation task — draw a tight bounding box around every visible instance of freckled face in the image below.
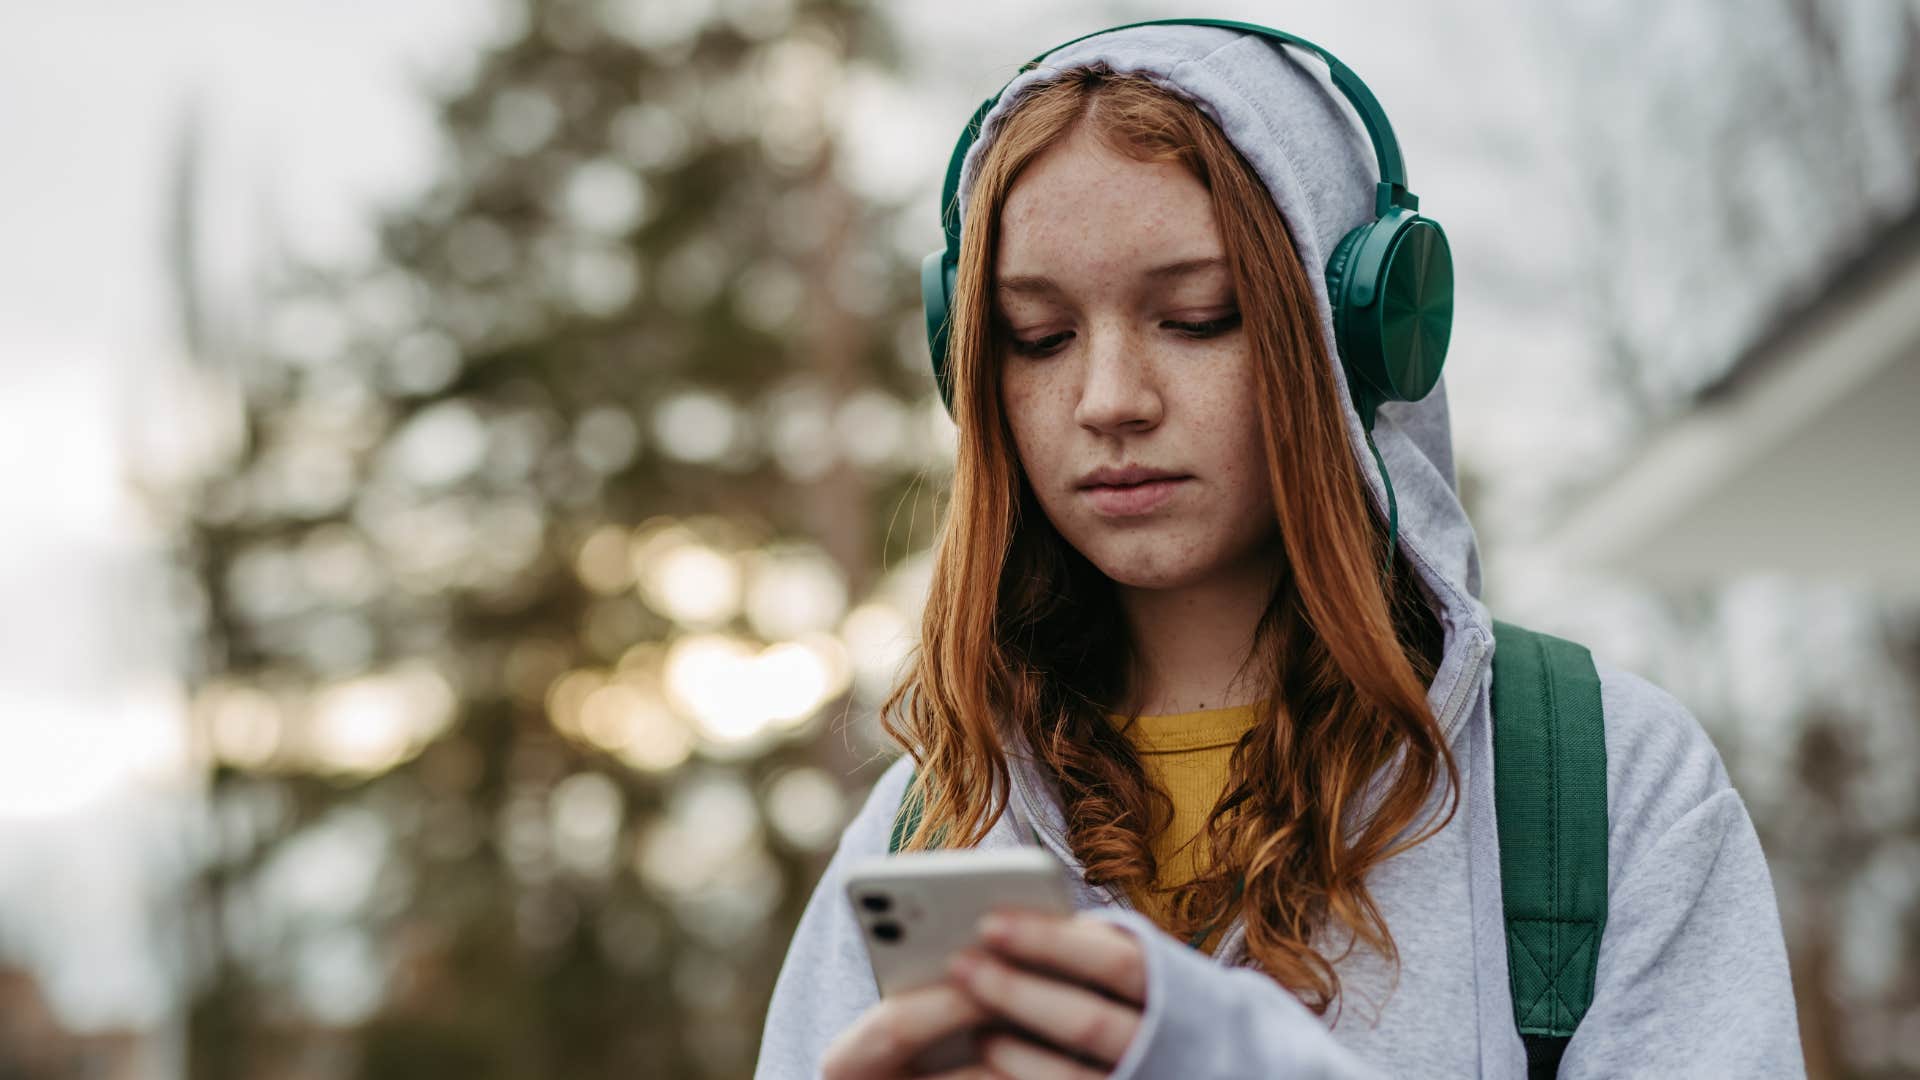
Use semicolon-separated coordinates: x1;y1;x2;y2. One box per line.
994;126;1279;591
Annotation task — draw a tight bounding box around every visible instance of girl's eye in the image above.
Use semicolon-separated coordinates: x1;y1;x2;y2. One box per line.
1006;311;1241;358
1010;331;1072;357
1166;311;1243;337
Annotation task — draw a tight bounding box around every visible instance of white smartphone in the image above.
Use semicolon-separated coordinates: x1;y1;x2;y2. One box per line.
844;845;1075;1074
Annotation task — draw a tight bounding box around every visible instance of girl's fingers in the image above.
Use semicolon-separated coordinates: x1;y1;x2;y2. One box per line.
976;1027;1109;1079
821;980;992;1079
923;1068;1000;1080
977;910;1148;1006
947;946;1141;1068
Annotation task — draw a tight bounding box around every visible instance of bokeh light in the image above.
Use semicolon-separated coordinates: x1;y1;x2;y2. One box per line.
304;663;457;776
635;524;743;627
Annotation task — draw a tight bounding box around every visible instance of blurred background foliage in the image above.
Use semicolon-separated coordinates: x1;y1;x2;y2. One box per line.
154;0;943;1075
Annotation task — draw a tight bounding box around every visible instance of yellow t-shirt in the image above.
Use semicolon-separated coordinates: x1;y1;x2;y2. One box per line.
1103;699;1269;954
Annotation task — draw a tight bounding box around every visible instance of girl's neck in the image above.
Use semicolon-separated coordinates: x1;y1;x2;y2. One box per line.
1116;552;1281;717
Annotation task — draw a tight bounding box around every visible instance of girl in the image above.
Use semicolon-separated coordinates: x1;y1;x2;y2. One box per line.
756;21;1803;1079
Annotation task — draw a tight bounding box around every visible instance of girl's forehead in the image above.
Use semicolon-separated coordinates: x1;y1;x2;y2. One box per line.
994;255;1231;305
1001;135;1202;217
996;147;1222;284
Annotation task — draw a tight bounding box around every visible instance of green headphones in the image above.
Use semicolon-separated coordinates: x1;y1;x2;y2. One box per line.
918;17;1454;441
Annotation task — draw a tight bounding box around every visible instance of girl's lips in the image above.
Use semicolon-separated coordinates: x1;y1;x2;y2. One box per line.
1080;477;1188;516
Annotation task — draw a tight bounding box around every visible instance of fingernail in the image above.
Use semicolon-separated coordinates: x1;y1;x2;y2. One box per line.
978;913;1011;939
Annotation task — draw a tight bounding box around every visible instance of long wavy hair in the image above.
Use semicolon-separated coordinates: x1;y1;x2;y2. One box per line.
878;65;1456;1019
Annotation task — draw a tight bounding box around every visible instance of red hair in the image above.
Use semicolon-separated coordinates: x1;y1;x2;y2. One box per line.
879;65;1455;1020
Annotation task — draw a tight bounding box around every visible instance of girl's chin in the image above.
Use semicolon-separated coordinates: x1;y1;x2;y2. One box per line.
1070;529;1278;593
1082;550;1212;591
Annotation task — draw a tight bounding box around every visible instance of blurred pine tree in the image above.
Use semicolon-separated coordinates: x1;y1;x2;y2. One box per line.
157;1;941;1076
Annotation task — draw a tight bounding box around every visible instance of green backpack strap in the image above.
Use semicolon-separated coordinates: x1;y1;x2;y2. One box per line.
1490;619;1609;1080
887;765;1041;853
888;765;925;854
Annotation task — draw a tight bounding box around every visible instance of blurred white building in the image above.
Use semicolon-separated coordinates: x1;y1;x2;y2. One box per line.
1546;203;1920;595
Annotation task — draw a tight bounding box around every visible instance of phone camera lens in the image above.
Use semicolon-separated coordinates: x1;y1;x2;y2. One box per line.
859;893;892;913
872;920;902;943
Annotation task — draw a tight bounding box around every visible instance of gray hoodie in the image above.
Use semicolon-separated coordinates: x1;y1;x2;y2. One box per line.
755;24;1805;1079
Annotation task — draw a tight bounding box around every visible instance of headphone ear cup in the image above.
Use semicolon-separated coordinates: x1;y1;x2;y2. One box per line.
921;249;958;414
1323;224;1379;395
1323;216;1453;411
1363;217;1452;406
1324;225;1367;315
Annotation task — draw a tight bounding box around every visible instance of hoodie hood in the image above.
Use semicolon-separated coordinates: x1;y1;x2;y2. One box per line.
950;22;1499;951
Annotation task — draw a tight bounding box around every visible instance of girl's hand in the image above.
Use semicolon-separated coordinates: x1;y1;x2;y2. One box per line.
819;978;994;1079
945;909;1148;1077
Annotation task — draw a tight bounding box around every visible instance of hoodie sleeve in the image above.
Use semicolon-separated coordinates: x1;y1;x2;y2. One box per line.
1086;906;1388;1080
1555;786;1805;1077
753;755;911;1080
1548;667;1806;1077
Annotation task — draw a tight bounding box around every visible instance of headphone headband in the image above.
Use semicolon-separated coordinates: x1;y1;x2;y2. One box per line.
934;17;1414;263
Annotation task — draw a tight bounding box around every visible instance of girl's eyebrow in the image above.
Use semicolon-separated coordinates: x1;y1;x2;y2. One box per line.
995;255;1228;296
